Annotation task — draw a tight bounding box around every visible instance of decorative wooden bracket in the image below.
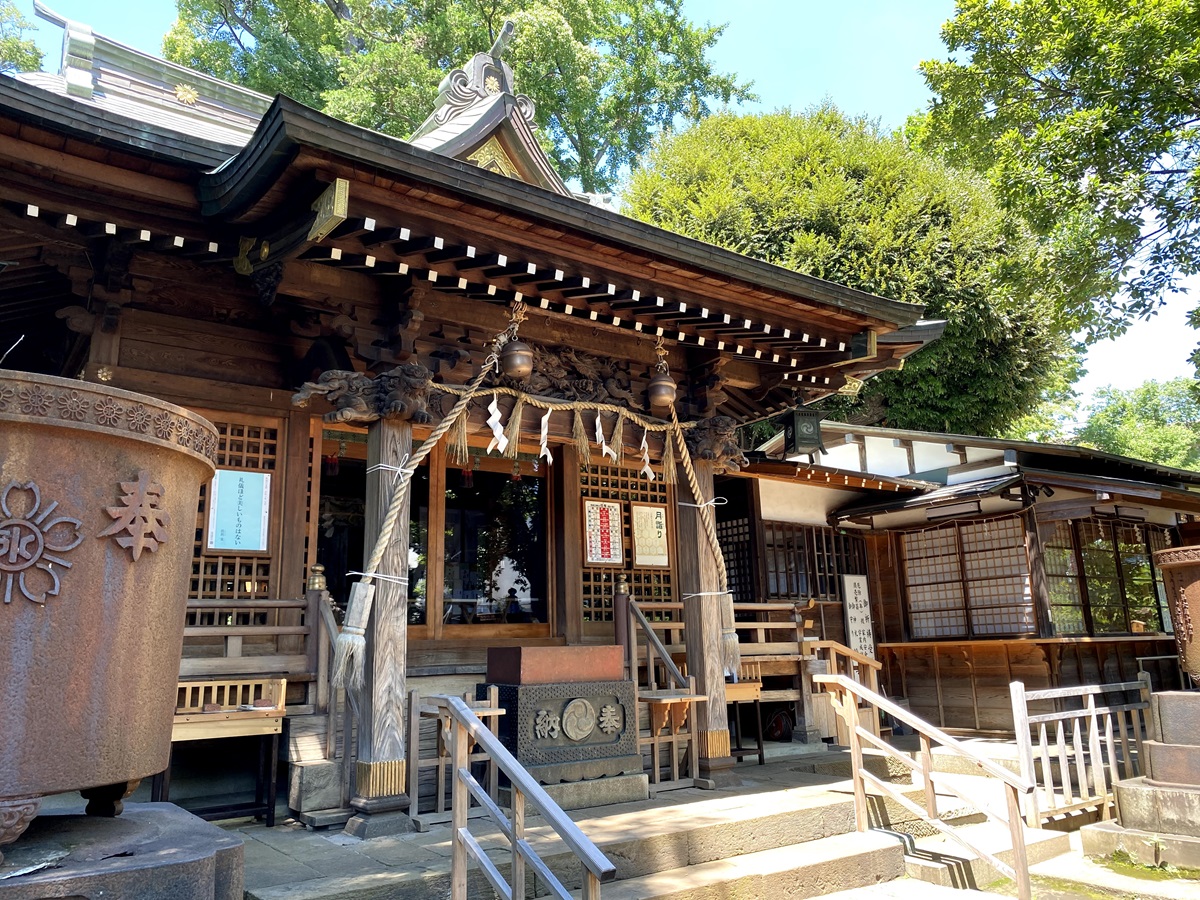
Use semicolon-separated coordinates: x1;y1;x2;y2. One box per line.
229;178;351;302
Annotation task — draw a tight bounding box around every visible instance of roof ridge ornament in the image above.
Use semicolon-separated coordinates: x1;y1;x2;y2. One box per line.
488;21;515;60
424;21;536;130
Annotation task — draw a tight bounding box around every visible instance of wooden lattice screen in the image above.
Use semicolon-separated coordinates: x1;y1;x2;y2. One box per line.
579;463;674;623
758;521;868;642
902;514;1035;639
716;517;755;603
190;415;281;602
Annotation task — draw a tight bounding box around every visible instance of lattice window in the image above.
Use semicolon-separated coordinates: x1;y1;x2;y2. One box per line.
717;517;755;603
961;517;1035;635
579;463;673;622
758;521;867;641
1049;518;1174;636
902;514;1034;639
190;417;280;601
1045;521;1085;634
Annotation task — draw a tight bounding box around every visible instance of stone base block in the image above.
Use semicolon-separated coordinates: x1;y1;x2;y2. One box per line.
344;795;414;839
501;773;649;811
1083;819;1200;869
0;803;242;900
295;807;353;830
1151;691;1200;745
1116;776;1200;838
288;759;344;814
1145;739;1200;787
480;679;639;785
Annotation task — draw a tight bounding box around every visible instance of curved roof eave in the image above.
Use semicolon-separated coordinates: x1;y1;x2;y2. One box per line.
198;96;929;330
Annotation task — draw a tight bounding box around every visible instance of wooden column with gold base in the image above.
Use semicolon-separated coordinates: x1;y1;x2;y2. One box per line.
345;416;414;837
676;460;733;773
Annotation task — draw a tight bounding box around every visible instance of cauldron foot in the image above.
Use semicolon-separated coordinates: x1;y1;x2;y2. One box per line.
81;780;139;817
0;795;41;862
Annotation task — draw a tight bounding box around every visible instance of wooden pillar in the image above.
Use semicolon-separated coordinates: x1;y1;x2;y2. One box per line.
557;445;584;644
346;415;413;836
676;459;732;771
1025;508;1054;637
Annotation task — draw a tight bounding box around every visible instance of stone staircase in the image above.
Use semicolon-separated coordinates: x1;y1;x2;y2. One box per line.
239;751;1061;900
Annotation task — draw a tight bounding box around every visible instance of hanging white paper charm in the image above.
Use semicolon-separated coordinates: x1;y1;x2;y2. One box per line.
596;412;617;461
639;428;656;481
539;408;554;465
486;394;509;455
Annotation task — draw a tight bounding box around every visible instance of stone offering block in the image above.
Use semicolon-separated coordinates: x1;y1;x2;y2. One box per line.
0;803;242;900
1145;740;1200;788
486;646;623;685
1151;691;1200;746
479;679;640;785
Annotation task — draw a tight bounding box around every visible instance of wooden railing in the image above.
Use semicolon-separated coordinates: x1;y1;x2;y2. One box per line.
815;673;1035;900
809;640;884;743
446;696;616;900
182;595;322;711
1010;676;1151;827
315;590;356;810
626;598;688;691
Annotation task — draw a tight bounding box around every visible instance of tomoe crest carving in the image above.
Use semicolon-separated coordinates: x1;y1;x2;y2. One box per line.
0;480;83;604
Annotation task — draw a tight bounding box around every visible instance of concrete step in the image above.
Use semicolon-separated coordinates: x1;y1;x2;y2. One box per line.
904;820;1071;890
1028;831;1200;900
244;777;944;900
575;830;905;900
821;879;994;898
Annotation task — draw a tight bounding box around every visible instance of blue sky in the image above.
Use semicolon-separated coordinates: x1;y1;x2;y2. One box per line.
17;0;1196;411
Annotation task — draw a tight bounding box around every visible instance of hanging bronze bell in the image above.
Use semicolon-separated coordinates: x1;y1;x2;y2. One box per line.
500;340;534;380
648;370;677;407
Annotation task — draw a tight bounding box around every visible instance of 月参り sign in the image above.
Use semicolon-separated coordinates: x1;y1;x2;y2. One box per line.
631;503;669;567
207;470;271;552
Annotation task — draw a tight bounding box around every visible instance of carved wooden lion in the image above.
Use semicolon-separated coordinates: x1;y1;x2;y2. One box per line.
291;370;378;424
685;416;749;474
378;363;433;423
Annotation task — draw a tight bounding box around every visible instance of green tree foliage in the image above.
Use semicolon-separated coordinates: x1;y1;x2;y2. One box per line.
0;2;42;74
1073;377;1200;468
624;106;1075;436
915;0;1200;350
163;0;753;192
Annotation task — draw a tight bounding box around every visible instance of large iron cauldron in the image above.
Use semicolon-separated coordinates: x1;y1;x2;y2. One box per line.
1153;545;1200;683
0;371;216;858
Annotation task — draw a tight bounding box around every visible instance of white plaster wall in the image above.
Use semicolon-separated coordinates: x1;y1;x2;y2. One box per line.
864;437;911;477
756;480;860;525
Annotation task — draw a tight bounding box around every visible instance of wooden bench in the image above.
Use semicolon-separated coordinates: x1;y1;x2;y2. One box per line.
150;677;287;825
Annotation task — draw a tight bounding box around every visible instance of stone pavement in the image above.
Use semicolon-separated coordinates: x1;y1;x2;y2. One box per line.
223;749;857;898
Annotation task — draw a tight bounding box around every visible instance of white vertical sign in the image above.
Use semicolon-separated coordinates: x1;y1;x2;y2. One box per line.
841;574;875;659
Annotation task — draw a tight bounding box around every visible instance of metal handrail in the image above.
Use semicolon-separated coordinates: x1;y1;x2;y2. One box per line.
446;696;616;900
814;673;1034;900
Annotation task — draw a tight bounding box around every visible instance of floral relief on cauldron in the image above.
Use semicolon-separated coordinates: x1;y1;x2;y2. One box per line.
561;699;597;741
127;404;152;434
56;390;91;421
152;411;175;440
0;480;83;605
0;386;13;411
17;385;51;417
534;709;561;740
93;396;125;427
99;471;169;562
